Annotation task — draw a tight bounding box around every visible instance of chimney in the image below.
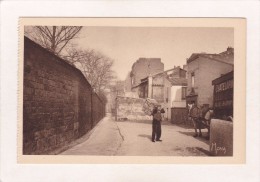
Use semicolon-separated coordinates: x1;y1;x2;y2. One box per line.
183;64;187;71
227;47;234;53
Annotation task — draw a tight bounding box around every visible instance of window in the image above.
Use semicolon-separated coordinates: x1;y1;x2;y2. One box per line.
182;87;187;100
191;72;195;87
131;78;134;86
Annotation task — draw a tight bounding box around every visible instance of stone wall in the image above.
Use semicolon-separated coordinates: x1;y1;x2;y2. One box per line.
23;37;106;154
115;96;152;121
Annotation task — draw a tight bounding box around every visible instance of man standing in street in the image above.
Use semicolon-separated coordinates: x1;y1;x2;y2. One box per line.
151;105;165;142
189;102;202;137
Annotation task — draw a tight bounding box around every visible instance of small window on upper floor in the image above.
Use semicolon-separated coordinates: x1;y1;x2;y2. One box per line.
131;78;134;86
191;72;195;88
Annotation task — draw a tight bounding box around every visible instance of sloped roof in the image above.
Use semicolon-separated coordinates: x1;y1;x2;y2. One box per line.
138;67;187;83
166;77;187;86
151;67;185;78
187;48;234;65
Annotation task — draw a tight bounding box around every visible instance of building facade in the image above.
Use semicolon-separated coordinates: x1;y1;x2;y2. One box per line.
129;58;164;89
186;47;234;108
105;80;125;114
212;71;234;119
132;66;187;120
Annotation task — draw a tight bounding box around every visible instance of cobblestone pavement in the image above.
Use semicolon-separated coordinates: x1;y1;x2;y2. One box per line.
61;114;210;156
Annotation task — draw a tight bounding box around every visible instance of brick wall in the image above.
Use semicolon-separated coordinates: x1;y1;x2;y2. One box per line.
23;37;105;154
115;96;152;121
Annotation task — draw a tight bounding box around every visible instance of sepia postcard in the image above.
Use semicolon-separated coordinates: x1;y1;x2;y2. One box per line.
18;18;246;164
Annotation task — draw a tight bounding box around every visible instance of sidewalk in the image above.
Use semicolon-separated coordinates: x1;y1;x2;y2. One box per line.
61;114;123;155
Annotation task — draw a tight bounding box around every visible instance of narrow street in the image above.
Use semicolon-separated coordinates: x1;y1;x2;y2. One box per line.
61;114;210;156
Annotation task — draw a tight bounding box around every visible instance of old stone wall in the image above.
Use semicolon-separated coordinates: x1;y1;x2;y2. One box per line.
23;37;105;154
115;96;152;121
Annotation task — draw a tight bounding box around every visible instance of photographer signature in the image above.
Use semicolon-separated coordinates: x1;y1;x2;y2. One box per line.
210;142;227;155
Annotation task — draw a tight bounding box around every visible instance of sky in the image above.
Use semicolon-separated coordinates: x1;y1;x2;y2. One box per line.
75;27;234;80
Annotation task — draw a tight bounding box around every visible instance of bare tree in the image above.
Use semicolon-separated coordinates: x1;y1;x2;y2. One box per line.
64;48;116;92
25;26;82;55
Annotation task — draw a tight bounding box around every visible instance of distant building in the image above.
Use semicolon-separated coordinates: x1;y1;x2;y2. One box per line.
114;80;125;96
105;80;125;114
124;72;132;92
186;47;234;108
132;66;187;120
105;89;114;113
128;58;164;89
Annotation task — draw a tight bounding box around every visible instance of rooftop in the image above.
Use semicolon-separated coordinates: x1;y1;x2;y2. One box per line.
150;66;186;78
187;47;234;65
166;76;187;86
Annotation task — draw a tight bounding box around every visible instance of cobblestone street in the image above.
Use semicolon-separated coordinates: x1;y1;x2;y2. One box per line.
61;114;210;156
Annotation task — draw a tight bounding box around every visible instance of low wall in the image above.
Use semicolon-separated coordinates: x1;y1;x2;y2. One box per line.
23;37;106;154
209;119;233;156
115;96;152;121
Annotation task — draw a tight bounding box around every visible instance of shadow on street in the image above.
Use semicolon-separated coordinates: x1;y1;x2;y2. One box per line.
171;123;194;129
195;147;212;156
138;134;152;141
178;131;210;145
116;119;174;126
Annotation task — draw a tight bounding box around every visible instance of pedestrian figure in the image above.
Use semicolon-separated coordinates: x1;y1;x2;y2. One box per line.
151;105;165;142
189;102;202;137
201;107;214;140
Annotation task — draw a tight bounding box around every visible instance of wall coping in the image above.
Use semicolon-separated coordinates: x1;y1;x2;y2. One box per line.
24;36;105;103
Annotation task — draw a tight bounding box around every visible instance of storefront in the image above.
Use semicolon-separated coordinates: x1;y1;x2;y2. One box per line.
212;71;233;120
